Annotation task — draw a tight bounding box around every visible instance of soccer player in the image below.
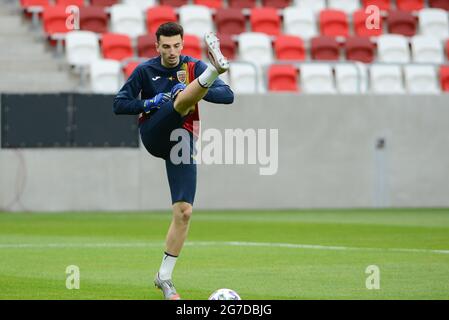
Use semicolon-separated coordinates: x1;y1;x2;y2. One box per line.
113;22;234;300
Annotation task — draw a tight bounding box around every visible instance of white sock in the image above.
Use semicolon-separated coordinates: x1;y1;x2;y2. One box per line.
158;252;178;280
197;65;219;88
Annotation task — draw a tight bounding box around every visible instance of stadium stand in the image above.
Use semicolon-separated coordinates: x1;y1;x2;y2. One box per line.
250;7;281;36
334;64;368;93
228;0;256;9
65;30;100;68
387;10;417;37
101;33;134;61
137;33;158;58
293;0;326;14
396;0;424;12
319;9;350;37
418;8;449;40
110;4;145;38
229;63;259;93
146;6;178;33
404;65;440;94
194;0;224;9
369;64;405;94
353;9;384;37
179;4;214;38
327;0;360;14
345;36;376;63
274;35;305;61
79;6;108;34
361;0;391;11
89;59;122;93
300;64;336;94
215;8;246;35
283;7;317;40
377;34;411;63
311;36;340;61
411;35;444;64
267;64;299;92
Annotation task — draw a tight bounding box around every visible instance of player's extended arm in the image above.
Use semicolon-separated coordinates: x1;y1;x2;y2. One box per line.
113;67;146;115
195;61;234;105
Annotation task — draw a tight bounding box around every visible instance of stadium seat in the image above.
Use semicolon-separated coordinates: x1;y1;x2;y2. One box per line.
446;40;449;60
42;5;71;36
179;5;214;38
361;0;390;11
418;9;449;40
344;36;375;63
310;36;340;61
238;32;273;67
319;9;350;37
396;0;424;12
292;0;326;14
217;34;237;60
20;0;49;9
90;0;119;7
137;34;158;58
300;64;336;94
123;0;157;11
327;0;360;14
387;10;417;37
54;0;84;7
268;65;299;92
353;9;384;37
182;34;202;59
250;8;281;36
274;35;305;61
101;33;134;61
66;31;100;67
404;65;440;94
411;36;444;64
215;8;246;35
229;63;259;93
377;34;410;63
334;64;368;93
193;0;224;9
159;0;188;6
228;0;257;9
123;61;141;78
369;64;405;94
79;6;108;34
261;0;291;9
146;6;178;33
110;4;145;38
440;66;449;91
283;7;317;40
429;0;449;11
90;59;122;94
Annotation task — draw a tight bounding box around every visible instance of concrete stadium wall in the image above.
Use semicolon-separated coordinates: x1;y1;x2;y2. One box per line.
1;94;448;211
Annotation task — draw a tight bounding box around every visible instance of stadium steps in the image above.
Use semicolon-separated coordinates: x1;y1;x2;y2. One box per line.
0;2;79;93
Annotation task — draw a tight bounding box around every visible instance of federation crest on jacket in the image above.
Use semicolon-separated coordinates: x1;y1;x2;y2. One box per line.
177;70;186;84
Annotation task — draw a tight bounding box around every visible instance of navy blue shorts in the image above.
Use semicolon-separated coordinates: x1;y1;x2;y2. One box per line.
139;101;197;205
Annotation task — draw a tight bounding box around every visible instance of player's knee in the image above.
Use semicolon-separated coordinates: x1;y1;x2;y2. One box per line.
174;101;195;117
174;202;192;223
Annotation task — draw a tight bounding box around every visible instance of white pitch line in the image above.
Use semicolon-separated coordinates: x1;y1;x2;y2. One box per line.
0;241;448;255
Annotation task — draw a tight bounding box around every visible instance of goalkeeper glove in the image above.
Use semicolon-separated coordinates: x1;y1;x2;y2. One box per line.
143;93;171;114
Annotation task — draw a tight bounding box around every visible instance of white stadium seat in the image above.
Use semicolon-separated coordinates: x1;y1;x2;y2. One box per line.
229;62;259;94
122;0;157;12
418;8;449;40
300;64;336;94
283;7;317;40
293;0;326;15
179;5;214;38
369;65;405;94
327;0;360;14
335;64;368;94
90;59;122;94
65;31;100;67
377;34;411;63
110;4;145;38
411;36;444;64
238;32;273;67
404;65;440;94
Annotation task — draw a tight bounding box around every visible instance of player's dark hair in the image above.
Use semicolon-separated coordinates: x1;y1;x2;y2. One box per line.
156;22;184;42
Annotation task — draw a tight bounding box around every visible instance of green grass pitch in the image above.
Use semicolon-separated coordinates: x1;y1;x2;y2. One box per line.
0;209;448;300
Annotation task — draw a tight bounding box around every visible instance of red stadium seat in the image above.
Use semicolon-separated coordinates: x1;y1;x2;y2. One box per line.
54;0;84;7
159;0;188;7
274;35;305;61
123;61;141;79
90;0;119;7
20;0;49;19
429;0;449;10
193;0;224;9
311;36;340;60
361;0;390;11
387;10;417;37
319;9;349;37
101;33;134;61
215;8;246;35
137;34;158;58
250;8;281;36
353;9;384;37
446;40;449;60
268;65;299;92
43;5;71;35
228;0;257;9
396;0;424;11
217;34;237;60
182;34;202;59
146;6;178;33
440;66;449;91
344;36;375;63
79;6;108;34
261;0;291;9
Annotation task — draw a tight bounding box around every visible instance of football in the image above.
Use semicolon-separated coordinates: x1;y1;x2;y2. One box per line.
208;288;242;300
